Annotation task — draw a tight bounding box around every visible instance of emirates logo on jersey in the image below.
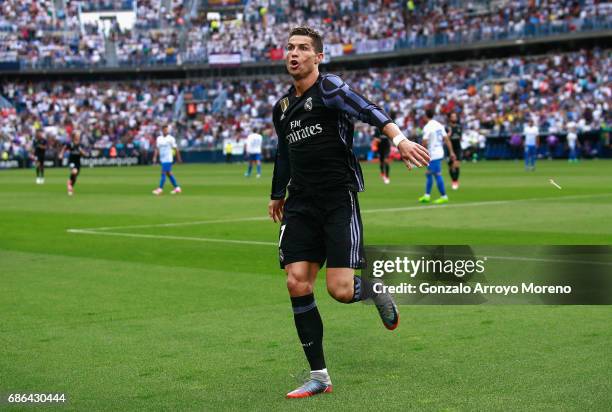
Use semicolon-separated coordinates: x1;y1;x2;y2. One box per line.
286;122;323;144
304;97;313;111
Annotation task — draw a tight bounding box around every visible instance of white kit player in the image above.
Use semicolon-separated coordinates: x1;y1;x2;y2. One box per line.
244;129;263;178
524;119;539;171
419;108;456;204
566;120;579;163
152;125;182;195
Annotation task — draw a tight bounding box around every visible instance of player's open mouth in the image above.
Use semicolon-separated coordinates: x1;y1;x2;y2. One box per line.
289;60;299;70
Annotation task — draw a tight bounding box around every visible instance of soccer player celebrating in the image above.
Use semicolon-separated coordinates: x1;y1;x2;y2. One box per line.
374;131;392;184
268;26;430;399
418;108;456;204
32;129;47;184
447;112;463;190
244;128;263;178
152;125;182;195
59;131;87;196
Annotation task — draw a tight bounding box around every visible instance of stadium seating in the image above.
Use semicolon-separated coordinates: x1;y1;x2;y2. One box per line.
1;48;609;161
0;0;609;68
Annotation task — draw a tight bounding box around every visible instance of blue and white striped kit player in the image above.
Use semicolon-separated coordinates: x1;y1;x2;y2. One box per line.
566;121;579;162
153;130;182;195
244;132;263;178
419;113;453;204
524;122;539;171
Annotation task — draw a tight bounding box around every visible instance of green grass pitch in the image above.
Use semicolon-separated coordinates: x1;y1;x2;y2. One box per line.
1;160;611;411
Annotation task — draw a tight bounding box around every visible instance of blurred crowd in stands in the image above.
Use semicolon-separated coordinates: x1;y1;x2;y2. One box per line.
207;0;612;62
0;0;105;68
0;0;187;68
1;48;610;162
0;0;610;68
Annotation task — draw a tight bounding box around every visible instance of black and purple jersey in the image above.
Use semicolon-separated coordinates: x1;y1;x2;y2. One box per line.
271;73;392;199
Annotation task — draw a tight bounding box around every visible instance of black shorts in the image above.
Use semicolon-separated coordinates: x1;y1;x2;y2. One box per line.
449;142;462;162
378;148;389;161
35;151;45;163
69;158;81;171
278;190;364;269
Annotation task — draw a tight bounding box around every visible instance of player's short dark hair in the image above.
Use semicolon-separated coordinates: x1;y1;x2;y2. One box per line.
289;26;323;53
425;108;435;119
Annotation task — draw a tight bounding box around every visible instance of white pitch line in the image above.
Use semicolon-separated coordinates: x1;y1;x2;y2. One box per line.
69;192;612;233
68;229;612;266
362;199;510;214
67;229;277;246
83;216;269;232
361;192;612;214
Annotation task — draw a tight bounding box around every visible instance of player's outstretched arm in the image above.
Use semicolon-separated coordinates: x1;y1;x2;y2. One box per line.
382;123;430;170
175;148;182;163
320;74;392;130
319;75;429;169
152;148;158;164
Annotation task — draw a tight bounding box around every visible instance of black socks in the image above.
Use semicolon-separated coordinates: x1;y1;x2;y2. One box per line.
450;167;460;181
380;162;390;177
291;294;325;371
291;278;378;370
350;275;377;303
